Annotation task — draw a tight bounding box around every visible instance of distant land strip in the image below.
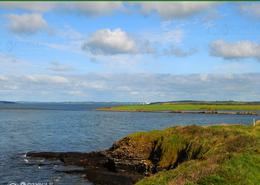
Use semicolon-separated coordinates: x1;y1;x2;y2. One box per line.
98;102;260;115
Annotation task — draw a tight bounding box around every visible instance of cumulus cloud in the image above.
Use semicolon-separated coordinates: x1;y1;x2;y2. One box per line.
0;2;55;12
0;73;260;101
6;13;48;35
82;28;157;56
210;40;260;60
239;3;260;18
0;2;123;16
82;28;137;55
60;2;123;16
164;47;197;57
138;2;216;20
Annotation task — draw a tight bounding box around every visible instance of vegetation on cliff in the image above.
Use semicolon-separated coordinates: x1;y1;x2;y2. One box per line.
113;122;260;185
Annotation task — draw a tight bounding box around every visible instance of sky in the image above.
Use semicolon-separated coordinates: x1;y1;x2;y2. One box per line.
0;2;260;102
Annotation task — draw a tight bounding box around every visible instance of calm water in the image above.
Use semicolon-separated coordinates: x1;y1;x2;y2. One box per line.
0;103;259;185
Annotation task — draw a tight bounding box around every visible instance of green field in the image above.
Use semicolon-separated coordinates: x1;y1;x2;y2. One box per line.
99;103;260;112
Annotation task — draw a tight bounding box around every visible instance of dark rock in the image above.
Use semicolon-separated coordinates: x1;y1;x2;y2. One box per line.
26;150;145;185
84;167;143;185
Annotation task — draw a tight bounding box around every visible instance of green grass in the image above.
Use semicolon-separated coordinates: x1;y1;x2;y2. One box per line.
98;103;260;112
197;152;260;185
110;123;260;185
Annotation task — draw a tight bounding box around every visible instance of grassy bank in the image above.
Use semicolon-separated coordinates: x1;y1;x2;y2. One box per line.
98;103;260;112
113;122;260;185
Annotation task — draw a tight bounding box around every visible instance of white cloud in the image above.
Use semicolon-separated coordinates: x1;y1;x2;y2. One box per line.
25;75;69;84
0;2;55;12
210;40;260;60
82;28;137;55
138;2;216;20
6;13;48;35
0;2;123;16
60;2;123;16
239;3;260;18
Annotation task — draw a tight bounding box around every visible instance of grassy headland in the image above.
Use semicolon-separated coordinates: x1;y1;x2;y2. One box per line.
98;102;260;112
122;122;260;185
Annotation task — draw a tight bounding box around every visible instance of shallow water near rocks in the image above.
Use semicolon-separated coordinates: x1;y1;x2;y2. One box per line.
1;102;259;185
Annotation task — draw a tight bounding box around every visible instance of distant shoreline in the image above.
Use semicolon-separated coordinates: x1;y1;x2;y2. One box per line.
98;109;260;116
98;102;260;116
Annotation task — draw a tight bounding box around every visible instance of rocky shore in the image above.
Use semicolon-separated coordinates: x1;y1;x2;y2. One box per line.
27;151;144;185
26;122;260;185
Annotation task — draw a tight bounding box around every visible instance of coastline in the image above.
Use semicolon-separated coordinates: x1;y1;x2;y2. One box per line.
97;102;260;116
26;122;260;185
97;108;260;116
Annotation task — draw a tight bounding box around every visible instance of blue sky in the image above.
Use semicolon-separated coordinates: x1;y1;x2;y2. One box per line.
0;2;260;102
